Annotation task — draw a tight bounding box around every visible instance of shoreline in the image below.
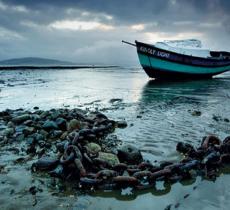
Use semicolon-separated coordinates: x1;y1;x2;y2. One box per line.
0;65;119;70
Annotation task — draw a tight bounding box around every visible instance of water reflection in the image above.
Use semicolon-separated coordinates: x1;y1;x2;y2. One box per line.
89;167;230;203
129;78;230;160
91;182;172;201
140;78;230;105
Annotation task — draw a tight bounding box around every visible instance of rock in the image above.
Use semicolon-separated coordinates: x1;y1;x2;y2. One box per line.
95;112;108;120
86;113;98;122
23;127;35;136
176;142;194;154
23;120;33;126
49;164;65;179
79;129;92;137
56;140;68;153
51;130;63;138
85;143;101;155
31;114;40;121
56;118;67;131
26;145;36;155
116;120;128;128
98;152;119;166
15;125;27;134
212;115;221;122
0;135;3;142
191;110;202;116
67;131;76;141
12;114;30;124
0;110;10;117
60;131;68;140
68;119;81;131
34;133;45;141
87;112;108;122
0;124;7;131
109;98;123;103
2;128;14;136
33;106;39;110
39;130;49;138
224;118;230;123
50;110;60;119
7;121;15;128
117;144;143;164
16;134;25;141
32;157;59;172
40;111;50;119
42;120;58;131
26;137;36;145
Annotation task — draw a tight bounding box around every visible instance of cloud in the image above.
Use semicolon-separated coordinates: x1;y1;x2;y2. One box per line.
0;1;28;13
0;0;229;64
0;26;24;40
131;24;146;31
49;20;114;31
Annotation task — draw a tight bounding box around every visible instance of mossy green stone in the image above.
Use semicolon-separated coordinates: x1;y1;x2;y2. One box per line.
86;143;101;154
98;152;119;166
68;119;81;131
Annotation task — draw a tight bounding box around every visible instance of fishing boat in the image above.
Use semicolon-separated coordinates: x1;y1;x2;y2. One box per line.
122;39;230;79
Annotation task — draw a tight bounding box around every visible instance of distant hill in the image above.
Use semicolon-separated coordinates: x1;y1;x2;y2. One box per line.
0;57;76;66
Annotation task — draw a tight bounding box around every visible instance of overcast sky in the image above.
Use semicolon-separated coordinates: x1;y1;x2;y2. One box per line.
0;0;229;65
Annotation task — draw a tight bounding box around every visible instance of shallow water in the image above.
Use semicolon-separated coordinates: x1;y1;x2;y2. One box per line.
0;67;230;210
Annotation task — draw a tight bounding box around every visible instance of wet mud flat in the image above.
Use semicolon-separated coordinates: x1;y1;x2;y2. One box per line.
1;68;230;210
1;107;230;210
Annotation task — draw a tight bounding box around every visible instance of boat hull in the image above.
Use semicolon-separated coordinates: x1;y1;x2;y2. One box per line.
139;53;230;79
136;41;230;79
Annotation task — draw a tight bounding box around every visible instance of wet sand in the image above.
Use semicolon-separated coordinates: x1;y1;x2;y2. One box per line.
1;67;230;210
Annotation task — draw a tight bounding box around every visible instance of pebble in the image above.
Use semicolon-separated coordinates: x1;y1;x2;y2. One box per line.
109;98;123;103
117;144;143;164
2;128;14;136
98;152;120;166
191;110;202;116
85;143;101;155
23;127;35;136
56;118;67;131
116;120;128;128
12;114;30;124
42;120;58;131
68;119;81;131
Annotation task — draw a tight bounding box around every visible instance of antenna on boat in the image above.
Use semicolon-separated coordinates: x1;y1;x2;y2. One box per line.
122;40;136;47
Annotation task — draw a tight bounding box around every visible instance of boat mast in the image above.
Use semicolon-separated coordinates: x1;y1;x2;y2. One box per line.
122;40;136;47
